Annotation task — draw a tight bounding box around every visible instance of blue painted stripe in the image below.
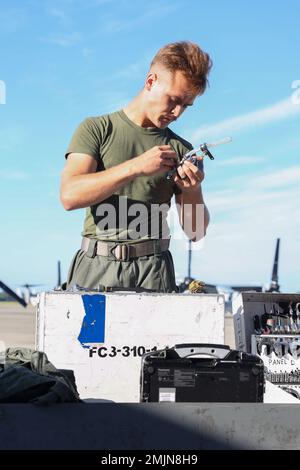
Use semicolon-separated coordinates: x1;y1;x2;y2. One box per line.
77;294;106;348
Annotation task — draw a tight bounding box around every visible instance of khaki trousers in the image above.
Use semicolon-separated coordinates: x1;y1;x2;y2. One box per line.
66;246;178;293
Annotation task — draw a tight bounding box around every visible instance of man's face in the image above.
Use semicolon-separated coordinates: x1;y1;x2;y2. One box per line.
144;68;198;128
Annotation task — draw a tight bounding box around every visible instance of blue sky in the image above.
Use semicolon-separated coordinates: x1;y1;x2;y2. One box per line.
0;0;299;292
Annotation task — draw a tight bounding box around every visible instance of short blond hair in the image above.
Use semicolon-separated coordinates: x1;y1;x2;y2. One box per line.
150;41;212;94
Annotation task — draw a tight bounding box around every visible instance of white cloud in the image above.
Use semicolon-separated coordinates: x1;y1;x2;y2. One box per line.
207;186;299;210
104;3;180;33
40;32;82;47
206;167;300;215
85;0;115;5
94;90;131;114
250;165;300;189
218;156;265;166
48;8;68;21
189;97;300;142
113;56;150;80
0;171;29;180
82;47;94;58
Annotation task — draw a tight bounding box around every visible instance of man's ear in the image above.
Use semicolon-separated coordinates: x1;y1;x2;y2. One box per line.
145;72;157;91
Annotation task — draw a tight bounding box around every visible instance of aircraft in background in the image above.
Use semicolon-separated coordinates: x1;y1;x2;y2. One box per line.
15;284;43;307
0;261;62;307
177;239;281;310
0;280;27;307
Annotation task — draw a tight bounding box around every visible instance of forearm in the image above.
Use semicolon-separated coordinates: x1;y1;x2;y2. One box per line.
177;185;210;241
61;145;177;211
61;160;138;210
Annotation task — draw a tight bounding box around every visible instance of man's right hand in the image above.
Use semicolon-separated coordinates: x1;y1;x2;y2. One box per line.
61;146;178;211
134;145;178;176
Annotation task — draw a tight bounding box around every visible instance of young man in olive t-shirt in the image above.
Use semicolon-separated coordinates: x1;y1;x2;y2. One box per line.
61;41;211;292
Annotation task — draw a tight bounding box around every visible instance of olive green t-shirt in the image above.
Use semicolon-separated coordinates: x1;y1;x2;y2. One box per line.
65;110;196;241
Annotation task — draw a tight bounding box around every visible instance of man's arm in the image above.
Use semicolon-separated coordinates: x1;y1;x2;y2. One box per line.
174;159;210;241
61;152;136;210
175;186;210;241
60;146;177;210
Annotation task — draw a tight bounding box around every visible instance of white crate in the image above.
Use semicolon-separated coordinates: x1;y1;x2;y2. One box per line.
36;291;225;402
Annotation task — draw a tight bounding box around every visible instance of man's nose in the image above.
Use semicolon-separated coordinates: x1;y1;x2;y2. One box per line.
171;104;182;118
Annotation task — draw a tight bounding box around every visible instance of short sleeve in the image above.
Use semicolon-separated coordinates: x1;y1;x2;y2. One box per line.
65;117;102;161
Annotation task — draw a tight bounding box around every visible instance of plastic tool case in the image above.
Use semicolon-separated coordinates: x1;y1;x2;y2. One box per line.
140;344;264;403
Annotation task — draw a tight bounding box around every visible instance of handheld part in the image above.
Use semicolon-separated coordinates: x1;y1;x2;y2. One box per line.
166;136;232;180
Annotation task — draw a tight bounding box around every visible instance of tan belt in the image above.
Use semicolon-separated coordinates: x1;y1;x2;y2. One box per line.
81;237;170;261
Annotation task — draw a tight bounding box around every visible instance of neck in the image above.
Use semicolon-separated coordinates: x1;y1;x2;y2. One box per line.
123;92;154;127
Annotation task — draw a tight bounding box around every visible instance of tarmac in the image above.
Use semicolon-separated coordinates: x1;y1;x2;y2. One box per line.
0;302;36;349
0;300;236;350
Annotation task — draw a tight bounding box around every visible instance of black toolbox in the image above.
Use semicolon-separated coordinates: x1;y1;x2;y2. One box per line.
140;344;264;403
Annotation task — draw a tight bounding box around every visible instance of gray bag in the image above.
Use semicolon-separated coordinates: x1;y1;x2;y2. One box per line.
0;347;81;405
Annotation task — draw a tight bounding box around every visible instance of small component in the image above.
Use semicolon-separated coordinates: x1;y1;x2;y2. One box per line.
166;136;232;180
273;341;283;358
290;340;300;359
253;315;262;334
188;280;206;293
296;303;300;333
261;306;271;334
256;337;272;355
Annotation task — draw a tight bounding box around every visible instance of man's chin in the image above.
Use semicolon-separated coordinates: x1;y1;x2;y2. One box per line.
158;118;171;128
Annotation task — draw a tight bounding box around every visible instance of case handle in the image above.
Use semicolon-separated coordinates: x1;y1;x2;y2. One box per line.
173;343;230;359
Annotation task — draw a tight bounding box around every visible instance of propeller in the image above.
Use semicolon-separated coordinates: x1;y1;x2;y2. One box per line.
57;260;61;288
20;284;43;288
266;238;280;292
0;280;27;307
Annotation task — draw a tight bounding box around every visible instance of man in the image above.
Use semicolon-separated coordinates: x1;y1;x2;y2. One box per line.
61;41;211;292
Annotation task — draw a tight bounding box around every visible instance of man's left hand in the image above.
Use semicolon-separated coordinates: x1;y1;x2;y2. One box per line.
173;158;204;192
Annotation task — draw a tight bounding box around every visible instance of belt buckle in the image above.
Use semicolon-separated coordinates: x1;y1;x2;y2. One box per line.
112;244;130;261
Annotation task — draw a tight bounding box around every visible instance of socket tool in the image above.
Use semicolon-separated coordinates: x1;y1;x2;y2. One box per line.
166;136;232;180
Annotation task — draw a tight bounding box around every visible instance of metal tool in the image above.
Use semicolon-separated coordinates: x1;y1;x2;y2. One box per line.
289;303;298;334
296;303;300;333
166;136;232;180
253;315;262;334
290;339;300;360
261;305;271;334
256;337;272;355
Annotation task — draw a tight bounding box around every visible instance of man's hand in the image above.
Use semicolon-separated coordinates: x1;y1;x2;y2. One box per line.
173;157;204;191
134;145;178;176
174;156;209;241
